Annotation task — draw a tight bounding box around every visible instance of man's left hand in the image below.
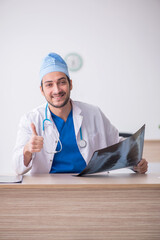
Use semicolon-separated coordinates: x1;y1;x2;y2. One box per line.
133;158;148;174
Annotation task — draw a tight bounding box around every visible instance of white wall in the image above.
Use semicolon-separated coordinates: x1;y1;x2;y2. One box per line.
0;0;160;174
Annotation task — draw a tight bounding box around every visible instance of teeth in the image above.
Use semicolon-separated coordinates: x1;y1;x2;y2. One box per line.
53;93;64;99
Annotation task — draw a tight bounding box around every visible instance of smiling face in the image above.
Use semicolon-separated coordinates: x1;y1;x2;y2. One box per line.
40;72;72;112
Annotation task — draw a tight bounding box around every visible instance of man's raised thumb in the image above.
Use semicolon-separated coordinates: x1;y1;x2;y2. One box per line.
31;123;38;136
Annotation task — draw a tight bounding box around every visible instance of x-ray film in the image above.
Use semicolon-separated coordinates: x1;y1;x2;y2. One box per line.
78;125;145;176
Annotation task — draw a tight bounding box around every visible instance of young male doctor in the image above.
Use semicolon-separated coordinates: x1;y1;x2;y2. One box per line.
13;53;148;175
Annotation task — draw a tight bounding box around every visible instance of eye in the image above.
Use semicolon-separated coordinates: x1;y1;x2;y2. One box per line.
45;83;53;88
59;80;67;85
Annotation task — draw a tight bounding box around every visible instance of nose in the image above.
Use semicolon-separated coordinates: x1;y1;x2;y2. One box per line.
53;83;60;94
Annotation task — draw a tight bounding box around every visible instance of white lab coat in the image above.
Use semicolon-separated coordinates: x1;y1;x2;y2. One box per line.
12;100;120;175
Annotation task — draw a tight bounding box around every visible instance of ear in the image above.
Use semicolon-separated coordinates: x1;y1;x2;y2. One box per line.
40;86;45;96
70;79;73;91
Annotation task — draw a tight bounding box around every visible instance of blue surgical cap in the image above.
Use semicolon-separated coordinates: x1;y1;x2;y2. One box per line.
39;52;70;81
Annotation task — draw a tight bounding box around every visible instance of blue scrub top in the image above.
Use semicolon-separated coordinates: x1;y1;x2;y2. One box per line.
50;110;86;173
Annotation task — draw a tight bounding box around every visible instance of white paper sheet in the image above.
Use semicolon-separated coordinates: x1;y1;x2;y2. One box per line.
0;175;23;183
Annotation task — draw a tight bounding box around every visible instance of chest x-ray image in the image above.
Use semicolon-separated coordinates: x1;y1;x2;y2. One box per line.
78;125;145;176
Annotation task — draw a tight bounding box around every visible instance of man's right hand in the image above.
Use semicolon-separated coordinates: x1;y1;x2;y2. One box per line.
27;123;44;153
23;123;44;166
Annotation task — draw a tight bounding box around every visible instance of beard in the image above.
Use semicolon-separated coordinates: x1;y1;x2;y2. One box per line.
48;95;70;108
44;91;71;109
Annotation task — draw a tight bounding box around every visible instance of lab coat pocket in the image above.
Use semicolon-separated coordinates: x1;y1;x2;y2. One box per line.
43;135;56;154
42;124;58;154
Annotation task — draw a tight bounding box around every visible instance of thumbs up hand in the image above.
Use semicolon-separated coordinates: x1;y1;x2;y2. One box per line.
31;123;38;136
28;123;44;153
23;123;44;167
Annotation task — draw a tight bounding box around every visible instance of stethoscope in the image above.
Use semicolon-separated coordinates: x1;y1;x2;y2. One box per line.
42;103;87;154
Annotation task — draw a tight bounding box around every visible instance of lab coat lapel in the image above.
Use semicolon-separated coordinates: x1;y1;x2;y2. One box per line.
44;104;59;137
72;101;83;137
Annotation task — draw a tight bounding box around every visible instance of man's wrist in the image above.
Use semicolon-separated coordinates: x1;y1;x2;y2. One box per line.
23;144;32;166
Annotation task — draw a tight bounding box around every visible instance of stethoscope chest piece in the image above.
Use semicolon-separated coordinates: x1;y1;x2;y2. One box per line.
79;139;87;148
79;127;87;148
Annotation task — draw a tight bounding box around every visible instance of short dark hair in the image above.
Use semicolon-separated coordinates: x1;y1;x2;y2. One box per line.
41;74;71;91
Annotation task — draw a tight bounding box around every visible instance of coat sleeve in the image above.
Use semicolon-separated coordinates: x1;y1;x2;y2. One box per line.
12;114;34;175
98;108;121;146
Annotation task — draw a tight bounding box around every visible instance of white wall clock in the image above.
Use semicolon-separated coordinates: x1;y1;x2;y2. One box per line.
65;53;83;71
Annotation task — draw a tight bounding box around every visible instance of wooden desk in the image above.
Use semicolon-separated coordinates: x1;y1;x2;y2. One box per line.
0;163;160;240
